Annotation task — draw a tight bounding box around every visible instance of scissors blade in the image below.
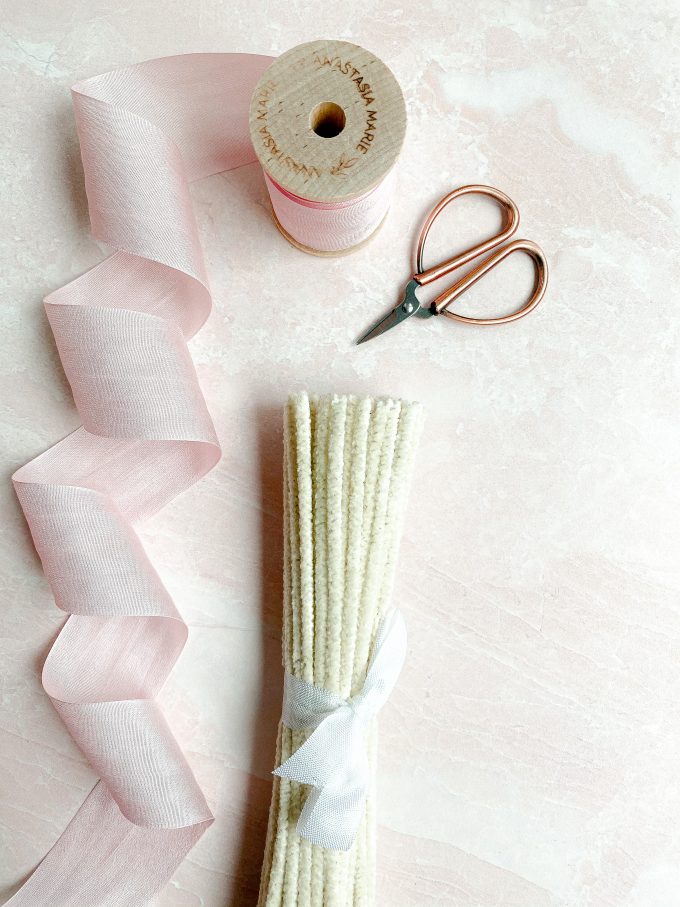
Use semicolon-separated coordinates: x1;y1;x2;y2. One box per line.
356;280;422;345
356;306;403;345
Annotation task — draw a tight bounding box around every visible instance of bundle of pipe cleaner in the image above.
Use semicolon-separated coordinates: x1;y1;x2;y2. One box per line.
258;392;423;906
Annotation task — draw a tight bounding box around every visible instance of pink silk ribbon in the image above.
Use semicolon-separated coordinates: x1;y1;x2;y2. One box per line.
9;53;274;906
264;165;396;252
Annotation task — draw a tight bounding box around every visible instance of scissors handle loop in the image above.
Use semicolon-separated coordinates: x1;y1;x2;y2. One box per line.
434;239;549;325
415;185;520;285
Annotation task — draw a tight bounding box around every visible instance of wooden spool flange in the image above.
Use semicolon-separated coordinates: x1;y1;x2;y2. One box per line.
248;39;407;251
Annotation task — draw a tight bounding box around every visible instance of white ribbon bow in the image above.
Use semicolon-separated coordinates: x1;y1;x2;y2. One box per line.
273;609;407;850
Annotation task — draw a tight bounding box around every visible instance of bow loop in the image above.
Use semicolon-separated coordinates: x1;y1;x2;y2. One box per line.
273;609;407;851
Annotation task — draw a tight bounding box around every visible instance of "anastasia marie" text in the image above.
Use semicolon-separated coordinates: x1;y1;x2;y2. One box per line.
312;52;378;154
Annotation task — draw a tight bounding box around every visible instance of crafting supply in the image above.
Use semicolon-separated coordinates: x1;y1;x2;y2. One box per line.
249;40;407;255
274;609;407;851
9;44;409;907
8;51;273;907
357;184;549;343
257;392;423;907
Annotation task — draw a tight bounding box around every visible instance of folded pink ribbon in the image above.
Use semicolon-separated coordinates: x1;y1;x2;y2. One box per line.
10;53;274;906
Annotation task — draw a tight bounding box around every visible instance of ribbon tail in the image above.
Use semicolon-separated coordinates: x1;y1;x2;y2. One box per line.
275;712;370;851
274;708;352;787
295;773;369;851
273;746;319;787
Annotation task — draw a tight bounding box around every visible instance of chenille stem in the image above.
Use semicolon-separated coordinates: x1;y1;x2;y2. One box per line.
257;393;422;906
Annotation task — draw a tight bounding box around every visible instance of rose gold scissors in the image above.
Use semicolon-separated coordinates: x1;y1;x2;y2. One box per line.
357;185;548;344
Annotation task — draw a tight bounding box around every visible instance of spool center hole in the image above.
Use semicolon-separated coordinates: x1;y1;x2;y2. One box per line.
310;101;346;138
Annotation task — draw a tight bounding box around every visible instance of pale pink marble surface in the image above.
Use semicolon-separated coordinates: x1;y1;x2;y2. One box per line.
1;2;679;905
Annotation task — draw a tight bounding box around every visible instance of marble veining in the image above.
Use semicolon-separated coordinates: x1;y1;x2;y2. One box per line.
1;1;679;904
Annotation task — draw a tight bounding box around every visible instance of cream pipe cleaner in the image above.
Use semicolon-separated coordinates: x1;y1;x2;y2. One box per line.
257;393;423;907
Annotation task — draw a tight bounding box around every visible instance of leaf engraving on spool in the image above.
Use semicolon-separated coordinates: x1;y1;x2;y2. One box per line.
330;154;359;177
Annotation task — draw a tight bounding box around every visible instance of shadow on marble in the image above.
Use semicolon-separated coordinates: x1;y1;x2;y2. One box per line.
223;405;284;905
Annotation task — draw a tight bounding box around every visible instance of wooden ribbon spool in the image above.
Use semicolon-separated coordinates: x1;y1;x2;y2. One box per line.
248;39;407;256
